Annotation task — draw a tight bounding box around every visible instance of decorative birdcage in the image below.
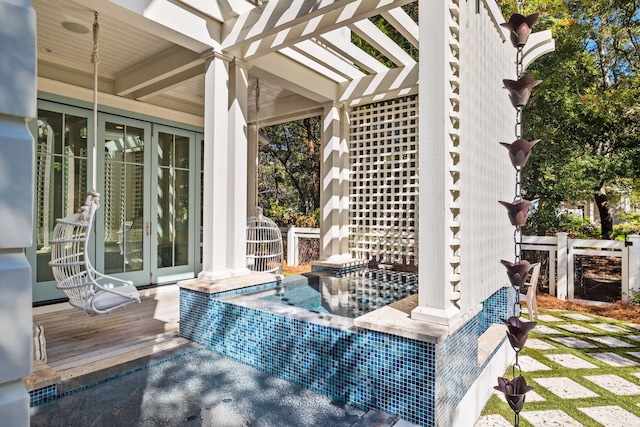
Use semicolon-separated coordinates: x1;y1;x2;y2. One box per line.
246;207;284;274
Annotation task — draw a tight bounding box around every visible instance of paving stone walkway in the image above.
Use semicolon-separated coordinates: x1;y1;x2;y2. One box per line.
476;308;640;426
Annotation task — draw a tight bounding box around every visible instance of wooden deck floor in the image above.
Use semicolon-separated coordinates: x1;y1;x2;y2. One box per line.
31;284;196;391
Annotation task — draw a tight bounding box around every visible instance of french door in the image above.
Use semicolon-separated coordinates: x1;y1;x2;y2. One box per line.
97;116;197;285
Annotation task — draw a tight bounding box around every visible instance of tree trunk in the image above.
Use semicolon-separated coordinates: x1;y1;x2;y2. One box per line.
594;180;613;239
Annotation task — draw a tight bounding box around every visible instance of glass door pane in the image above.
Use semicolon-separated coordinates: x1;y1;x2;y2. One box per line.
35;109;89;283
156;131;191;269
103;121;147;274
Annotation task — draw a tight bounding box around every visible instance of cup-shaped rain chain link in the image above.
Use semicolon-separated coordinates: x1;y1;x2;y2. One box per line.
494;9;545;426
500;259;531;288
500;13;539;48
494;376;534;419
503;75;542;108
501;139;539;168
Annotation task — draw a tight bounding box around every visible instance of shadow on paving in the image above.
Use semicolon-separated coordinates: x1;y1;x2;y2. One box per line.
30;349;405;427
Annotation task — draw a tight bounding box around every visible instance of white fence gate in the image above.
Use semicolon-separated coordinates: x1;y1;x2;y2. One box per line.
522;233;640;303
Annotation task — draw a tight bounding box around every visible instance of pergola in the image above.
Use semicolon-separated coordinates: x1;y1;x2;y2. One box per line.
0;0;553;424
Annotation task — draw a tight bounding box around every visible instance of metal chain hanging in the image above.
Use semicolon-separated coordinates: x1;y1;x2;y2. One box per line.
495;4;546;426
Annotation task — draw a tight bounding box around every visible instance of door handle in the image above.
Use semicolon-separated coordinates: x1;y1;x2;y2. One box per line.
146;222;150;236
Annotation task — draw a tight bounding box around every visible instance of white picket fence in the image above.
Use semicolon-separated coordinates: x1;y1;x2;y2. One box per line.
280;227;640;303
522;233;640;303
280;226;321;267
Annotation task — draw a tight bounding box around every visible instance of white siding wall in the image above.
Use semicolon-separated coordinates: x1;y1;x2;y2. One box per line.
458;0;515;313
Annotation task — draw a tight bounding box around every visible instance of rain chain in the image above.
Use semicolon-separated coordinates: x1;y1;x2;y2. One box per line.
495;11;543;427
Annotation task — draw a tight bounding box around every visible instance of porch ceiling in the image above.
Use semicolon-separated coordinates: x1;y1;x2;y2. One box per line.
33;0;419;124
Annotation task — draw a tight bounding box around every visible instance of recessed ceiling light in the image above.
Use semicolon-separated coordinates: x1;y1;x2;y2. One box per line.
61;21;89;34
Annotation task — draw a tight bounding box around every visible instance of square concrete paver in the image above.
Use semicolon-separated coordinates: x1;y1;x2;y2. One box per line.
592;323;629;333
579;406;640;427
474;414;513;427
520;409;583;427
588;336;634;348
518;355;552;372
590;352;640;367
537;314;563;322
563;313;594;321
584;374;640;396
544;353;598;369
526;338;557;350
627;351;640;360
496;388;545;403
533;377;599;399
625;335;640;343
626;323;640;330
557;324;596;334
550;336;598;349
534;325;562;335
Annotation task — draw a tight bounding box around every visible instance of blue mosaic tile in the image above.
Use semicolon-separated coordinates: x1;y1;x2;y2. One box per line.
29;385;56;407
180;280;515;426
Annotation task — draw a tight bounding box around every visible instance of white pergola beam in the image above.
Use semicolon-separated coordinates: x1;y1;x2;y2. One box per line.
70;0;220;52
225;0;415;60
222;0;354;50
249;95;322;126
250;52;337;103
320;30;388;74
338;63;418;105
349;19;415;67
132;64;205;101
115;45;204;96
291;40;366;81
381;8;418;49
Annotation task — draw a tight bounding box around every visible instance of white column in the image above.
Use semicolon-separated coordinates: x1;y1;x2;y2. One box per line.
199;51;233;280
339;106;352;257
629;235;640;300
0;0;35;424
319;102;351;262
227;58;251;276
247;124;258;215
411;0;459;326
200;53;251;280
556;232;568;300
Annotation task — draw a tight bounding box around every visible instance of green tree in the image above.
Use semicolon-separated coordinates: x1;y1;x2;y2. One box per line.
501;0;640;238
258;117;321;224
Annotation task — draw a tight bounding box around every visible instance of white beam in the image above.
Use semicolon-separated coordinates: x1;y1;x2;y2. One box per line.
338;63;418;104
115;46;204;96
249;95;322;126
381;8;419;49
320;29;388;74
250;52;337;103
222;0;355;50
132;64;205;101
522;30;555;71
225;0;415;60
279;47;348;83
291;40;366;80
349;19;415;67
72;0;219;51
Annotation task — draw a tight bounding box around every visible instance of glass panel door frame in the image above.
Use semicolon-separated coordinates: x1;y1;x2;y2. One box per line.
151;124;197;284
29;100;95;303
96;114;152;285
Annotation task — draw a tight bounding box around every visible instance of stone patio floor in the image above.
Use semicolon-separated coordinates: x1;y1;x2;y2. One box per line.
476;309;640;427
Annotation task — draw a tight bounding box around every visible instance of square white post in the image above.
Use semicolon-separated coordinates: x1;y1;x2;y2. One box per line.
199;53;250;280
319;102;351;263
556;232;568;300
226;58;251;276
200;51;231;280
411;0;460;326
